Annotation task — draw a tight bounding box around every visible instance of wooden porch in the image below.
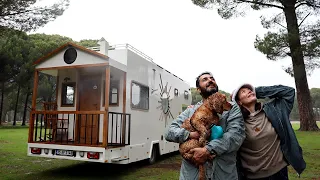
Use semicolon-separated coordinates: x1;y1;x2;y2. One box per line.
28;110;131;147
28;62;129;147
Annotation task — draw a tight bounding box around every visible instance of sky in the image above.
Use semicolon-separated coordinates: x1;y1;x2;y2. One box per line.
34;0;320;93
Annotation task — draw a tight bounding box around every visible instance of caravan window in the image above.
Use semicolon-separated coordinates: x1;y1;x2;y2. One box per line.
174;88;179;96
184;90;189;100
110;81;119;105
131;81;149;110
102;80;119;106
61;82;75;106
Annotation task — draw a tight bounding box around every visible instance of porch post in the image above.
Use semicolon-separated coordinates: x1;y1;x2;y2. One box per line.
122;72;126;114
103;66;110;147
28;70;39;143
55;75;59;102
121;72;127;144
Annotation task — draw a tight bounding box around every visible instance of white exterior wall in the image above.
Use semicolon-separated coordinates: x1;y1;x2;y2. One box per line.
122;49;191;163
107;49;128;66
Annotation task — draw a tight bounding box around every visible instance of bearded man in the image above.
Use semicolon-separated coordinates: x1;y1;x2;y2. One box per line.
165;71;245;180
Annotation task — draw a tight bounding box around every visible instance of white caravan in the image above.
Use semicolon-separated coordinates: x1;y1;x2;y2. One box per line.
27;38;192;164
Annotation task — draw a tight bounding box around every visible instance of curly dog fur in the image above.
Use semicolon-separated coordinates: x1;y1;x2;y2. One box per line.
179;92;232;180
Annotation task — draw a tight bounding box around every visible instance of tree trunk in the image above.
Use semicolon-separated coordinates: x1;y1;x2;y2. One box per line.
13;84;21;126
0;81;4;125
22;89;30;126
283;6;319;131
7;111;12;123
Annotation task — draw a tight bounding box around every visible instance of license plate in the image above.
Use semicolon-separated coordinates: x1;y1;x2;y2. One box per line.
55;149;73;156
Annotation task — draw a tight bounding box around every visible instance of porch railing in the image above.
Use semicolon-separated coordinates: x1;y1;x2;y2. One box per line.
108;112;131;146
28;111;131;147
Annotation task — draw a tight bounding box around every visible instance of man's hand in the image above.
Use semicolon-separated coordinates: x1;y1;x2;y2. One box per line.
188;130;211;140
189;132;200;139
189;147;213;165
187;105;194;108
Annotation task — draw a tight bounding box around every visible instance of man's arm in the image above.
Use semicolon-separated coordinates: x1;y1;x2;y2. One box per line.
255;85;295;113
205;103;245;156
164;108;191;143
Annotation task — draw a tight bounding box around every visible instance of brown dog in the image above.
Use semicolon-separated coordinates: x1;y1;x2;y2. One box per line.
179;92;232;180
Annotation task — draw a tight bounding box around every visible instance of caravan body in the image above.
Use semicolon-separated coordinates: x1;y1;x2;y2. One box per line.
27;38;192;164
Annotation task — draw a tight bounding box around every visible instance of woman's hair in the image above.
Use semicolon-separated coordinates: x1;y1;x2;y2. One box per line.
238;102;262;119
239;105;250;119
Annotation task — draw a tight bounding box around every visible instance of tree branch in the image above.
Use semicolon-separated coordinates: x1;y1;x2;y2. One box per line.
0;9;33;17
296;2;307;9
0;7;53;17
298;12;311;27
295;2;320;9
237;0;284;9
275;21;287;28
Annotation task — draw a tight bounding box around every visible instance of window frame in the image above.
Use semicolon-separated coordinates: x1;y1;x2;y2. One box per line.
174;88;179;96
184;90;189;100
130;81;149;111
109;80;119;106
102;80;120;107
60;82;76;107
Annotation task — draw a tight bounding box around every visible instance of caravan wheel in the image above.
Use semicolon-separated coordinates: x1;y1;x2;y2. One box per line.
149;144;158;164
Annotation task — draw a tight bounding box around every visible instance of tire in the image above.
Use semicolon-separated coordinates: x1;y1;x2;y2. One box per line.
149;144;158;164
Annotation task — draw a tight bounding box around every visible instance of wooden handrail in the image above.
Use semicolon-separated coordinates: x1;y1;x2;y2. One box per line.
32;111;107;114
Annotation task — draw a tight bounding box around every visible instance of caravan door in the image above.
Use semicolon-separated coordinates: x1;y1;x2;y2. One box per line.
78;75;101;145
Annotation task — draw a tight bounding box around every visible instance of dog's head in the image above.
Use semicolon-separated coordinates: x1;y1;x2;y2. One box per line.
207;92;232;114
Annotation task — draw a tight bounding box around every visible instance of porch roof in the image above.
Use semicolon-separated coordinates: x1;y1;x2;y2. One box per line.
33;42;109;65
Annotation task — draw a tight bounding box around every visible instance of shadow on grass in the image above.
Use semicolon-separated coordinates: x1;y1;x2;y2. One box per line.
39;151;181;180
0;125;29;129
41;161;144;180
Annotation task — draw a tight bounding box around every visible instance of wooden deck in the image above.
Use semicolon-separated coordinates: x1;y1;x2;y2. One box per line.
28;110;131;147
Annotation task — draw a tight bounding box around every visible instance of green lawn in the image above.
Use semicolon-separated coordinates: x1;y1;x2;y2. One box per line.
0;123;319;180
288;123;320;180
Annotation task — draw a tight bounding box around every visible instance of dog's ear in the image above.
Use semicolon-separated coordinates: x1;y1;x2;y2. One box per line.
210;96;222;113
214;93;228;114
223;101;232;111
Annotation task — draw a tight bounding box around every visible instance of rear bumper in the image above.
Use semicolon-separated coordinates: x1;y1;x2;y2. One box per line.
27;143;106;163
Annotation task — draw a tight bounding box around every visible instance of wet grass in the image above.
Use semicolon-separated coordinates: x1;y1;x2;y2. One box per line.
0;123;319;180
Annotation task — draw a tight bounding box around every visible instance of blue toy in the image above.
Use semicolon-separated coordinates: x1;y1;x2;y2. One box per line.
209;125;224;141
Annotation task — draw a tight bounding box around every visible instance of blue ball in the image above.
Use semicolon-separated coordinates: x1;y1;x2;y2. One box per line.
210;125;224;140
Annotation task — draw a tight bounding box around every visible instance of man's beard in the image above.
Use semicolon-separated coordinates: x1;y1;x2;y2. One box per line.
200;85;219;99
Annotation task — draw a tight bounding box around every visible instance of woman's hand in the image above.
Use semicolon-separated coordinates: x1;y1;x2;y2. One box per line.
206;129;212;140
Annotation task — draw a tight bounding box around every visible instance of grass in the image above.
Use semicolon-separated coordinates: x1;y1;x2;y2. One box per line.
0;123;319;180
0;122;29;129
0;128;181;180
289;123;320;180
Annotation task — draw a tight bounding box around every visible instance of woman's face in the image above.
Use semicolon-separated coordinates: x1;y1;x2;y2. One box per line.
237;87;257;106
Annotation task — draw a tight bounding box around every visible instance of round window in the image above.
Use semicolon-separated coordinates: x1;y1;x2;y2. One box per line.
63;47;77;64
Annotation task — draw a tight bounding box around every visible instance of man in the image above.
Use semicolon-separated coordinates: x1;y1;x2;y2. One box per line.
164;71;246;180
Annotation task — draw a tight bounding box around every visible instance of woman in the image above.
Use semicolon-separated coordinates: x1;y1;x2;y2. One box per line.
230;84;306;180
